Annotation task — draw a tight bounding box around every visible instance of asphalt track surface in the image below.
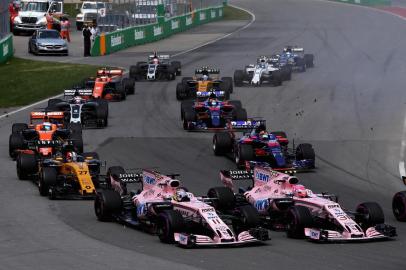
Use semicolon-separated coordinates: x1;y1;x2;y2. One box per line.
2;0;406;269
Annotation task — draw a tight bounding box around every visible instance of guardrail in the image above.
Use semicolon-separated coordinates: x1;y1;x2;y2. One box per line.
329;0;391;6
90;4;224;56
0;34;13;64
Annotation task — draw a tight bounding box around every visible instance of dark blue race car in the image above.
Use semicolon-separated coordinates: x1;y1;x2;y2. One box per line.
212;120;315;171
180;94;247;131
272;46;314;72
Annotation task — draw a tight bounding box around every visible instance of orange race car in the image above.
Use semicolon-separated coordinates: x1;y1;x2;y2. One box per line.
9;111;83;163
81;68;135;101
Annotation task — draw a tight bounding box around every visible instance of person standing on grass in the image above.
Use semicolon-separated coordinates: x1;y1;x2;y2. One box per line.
83;24;92;57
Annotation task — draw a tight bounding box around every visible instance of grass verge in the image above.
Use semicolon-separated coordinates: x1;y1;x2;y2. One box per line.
0;57;99;108
64;3;81;19
223;5;252;20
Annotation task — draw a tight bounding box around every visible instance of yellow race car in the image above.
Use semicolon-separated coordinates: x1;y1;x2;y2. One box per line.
176;67;233;100
37;150;101;199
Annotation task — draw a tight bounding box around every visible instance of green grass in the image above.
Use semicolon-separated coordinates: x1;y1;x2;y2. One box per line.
0;57;99;108
64;3;81;19
223;5;252;20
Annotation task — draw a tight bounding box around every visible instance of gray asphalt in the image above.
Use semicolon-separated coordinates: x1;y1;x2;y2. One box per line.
2;0;406;269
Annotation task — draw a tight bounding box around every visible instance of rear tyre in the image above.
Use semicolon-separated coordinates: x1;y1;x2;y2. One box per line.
213;132;232;155
183;109;196;131
304;54;314;68
39;167;57;196
157;210;185;243
122;78;135;95
296;143;315;161
393;191;406;221
296;58;306;72
237;205;261;229
235;144;255;168
47;98;63;109
9;133;25;158
176;83;188;100
129;65;139;80
12;123;28;134
356;202;385;229
286;205;313;238
272;71;283;86
233;70;244;87
171;61;182;76
16;153;37;180
94;190;122;221
221;77;233;93
207;187;236;211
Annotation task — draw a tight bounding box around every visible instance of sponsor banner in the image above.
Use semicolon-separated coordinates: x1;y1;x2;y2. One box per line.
111;34;124;47
200;12;206;21
0;35;13;64
185;15;193;26
153;25;163;36
171;19;179;30
134;29;145;40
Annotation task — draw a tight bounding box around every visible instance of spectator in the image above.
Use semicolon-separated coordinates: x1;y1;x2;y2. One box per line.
45;13;54;30
60;17;71;42
90;23;99;42
82;24;92;57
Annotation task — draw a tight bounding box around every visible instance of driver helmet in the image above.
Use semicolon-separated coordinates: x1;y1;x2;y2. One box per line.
293;185;307;198
152;58;159;64
42;122;52;131
255;124;267;134
202;74;209;81
175;189;190;202
66;151;77;162
208;92;217;105
259;130;269;140
73;96;82;104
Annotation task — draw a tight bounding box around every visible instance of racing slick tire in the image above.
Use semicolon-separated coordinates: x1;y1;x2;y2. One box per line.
95;99;109;117
272;70;283;86
234;108;248;121
39;167;57;196
95;189;122;221
213;132;233;155
157;210;185;244
167;67;176;81
12;123;28;134
207;187;236;211
356;202;385;229
176;83;188;100
129;65;139;80
171;61;182;76
221;77;234;93
183;108;196;131
393;191;406;221
233;70;245;87
237;205;261;229
304;54;314;68
218;87;230;100
16;153;37;180
106;166;127;193
180;100;194;120
228;100;242;110
123;78;135;95
296;57;306;72
181;77;193;87
235;144;255;168
47;98;63;109
9;133;25;158
286;205;314;238
280;66;292;81
96;104;109;127
296;143;315;162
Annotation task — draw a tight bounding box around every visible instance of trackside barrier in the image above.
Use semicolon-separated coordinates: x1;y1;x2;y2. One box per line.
0;34;13;64
329;0;391;6
91;5;224;56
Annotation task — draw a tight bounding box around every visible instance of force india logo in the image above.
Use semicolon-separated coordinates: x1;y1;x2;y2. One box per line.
3;43;9;56
171;20;179;30
134;29;145;40
153;26;162;36
111;35;123;47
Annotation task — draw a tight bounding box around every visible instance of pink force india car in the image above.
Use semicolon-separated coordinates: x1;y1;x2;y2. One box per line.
94;166;270;247
212;163;396;242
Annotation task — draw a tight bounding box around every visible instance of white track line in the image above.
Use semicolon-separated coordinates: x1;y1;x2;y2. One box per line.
0;5;255;121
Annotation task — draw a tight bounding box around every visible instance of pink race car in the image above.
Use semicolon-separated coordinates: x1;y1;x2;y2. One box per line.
94;166;270;247
212;163;396;242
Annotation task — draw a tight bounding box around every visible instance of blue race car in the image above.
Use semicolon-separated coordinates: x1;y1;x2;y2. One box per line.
180;93;247;131
212;120;315;171
272;46;314;72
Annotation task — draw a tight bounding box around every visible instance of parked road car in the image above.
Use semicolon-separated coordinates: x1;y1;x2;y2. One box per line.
28;29;68;55
213;120;315;170
213;164;397;242
94;166;270;247
75;1;106;30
